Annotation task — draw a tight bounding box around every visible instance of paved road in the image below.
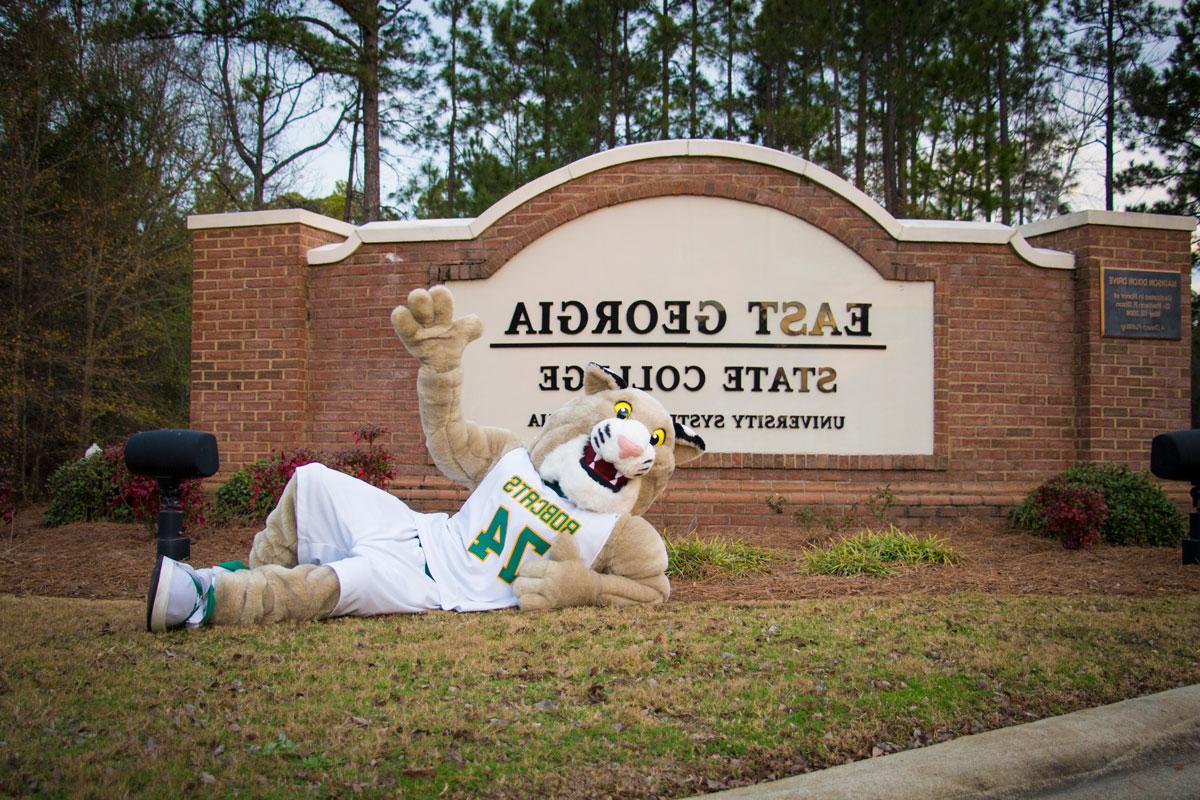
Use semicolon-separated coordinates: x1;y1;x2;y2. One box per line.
1026;735;1200;800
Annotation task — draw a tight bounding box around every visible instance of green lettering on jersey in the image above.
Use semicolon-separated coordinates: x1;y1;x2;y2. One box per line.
499;526;551;584
467;506;552;584
467;506;509;561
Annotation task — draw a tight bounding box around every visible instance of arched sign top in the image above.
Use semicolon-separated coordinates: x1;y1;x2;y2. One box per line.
179;140;1071;269
304;140;1073;269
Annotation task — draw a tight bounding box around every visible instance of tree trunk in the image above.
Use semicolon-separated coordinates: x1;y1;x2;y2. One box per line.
362;5;381;222
1104;0;1115;210
447;1;459;216
829;0;843;177
661;0;671;138
688;0;698;137
998;36;1011;225
882;53;898;214
253;82;267;209
344;95;360;222
608;3;618;148
622;5;631;144
724;0;734;137
855;44;867;190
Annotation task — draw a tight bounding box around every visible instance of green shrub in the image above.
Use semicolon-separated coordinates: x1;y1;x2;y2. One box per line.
43;452;115;526
43;443;209;528
802;525;958;576
1010;462;1185;547
211;450;320;525
212;467;255;523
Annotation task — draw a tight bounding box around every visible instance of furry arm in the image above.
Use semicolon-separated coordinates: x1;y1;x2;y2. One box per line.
512;515;670;610
392;286;520;489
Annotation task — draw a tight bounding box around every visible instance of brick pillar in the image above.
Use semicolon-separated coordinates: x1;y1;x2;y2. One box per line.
189;213;347;475
1024;212;1194;468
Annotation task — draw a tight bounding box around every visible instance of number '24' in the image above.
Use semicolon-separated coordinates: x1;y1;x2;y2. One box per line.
466;506;551;583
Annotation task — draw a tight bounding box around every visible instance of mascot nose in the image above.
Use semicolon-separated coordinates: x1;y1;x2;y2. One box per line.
617;435;644;459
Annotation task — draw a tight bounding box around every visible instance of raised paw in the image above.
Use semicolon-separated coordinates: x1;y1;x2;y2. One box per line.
390;286;483;372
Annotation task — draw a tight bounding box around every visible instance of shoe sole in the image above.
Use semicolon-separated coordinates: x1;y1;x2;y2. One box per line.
146;555;175;633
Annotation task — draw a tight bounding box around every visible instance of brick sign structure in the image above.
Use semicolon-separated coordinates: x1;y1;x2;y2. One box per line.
189;141;1196;531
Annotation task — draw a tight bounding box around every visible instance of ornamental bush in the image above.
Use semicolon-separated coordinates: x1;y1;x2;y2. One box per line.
43;442;208;528
211;449;322;524
212;426;396;524
327;424;396;489
1010;462;1185;547
43;449;119;526
212;467;255;524
247;448;322;519
1033;483;1107;549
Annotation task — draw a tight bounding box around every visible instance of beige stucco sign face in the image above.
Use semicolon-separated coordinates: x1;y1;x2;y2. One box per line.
448;195;933;455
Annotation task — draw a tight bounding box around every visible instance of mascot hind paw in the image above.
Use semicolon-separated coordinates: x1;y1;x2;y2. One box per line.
147;286;705;631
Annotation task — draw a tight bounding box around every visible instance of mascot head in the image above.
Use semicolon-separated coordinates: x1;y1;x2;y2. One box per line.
529;363;705;517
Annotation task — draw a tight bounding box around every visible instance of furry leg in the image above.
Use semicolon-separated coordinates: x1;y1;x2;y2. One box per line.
248;477;299;568
211;564;340;625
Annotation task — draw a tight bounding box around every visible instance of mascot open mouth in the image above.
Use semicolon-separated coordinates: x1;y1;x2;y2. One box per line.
580;442;629;493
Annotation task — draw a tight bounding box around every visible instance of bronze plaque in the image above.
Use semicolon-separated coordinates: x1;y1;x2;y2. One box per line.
1101;268;1182;339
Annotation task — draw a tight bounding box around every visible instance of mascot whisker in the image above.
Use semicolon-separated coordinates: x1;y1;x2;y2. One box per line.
147;286;704;630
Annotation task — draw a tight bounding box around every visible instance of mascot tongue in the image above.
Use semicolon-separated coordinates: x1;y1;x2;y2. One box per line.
581;442;629;492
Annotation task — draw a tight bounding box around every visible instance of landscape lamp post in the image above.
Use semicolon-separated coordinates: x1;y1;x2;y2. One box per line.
124;429;219;561
1149;429;1200;565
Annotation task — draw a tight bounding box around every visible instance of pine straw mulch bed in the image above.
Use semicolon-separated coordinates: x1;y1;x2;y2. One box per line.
2;505;1198;601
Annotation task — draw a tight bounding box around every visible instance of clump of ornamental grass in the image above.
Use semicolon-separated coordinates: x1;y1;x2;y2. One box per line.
663;532;776;578
802;524;958;576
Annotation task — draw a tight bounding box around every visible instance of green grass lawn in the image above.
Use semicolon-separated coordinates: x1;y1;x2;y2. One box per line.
2;593;1199;798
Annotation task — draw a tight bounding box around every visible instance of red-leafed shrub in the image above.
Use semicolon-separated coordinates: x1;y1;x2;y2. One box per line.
248;448;323;518
328;424;396;489
1032;483;1109;550
104;443;208;526
213;426;396;524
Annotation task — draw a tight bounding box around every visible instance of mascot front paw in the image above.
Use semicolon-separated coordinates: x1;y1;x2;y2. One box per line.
513;558;599;610
391;286;483;373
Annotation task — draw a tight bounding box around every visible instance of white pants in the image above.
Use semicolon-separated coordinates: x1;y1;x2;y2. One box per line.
294;463;444;616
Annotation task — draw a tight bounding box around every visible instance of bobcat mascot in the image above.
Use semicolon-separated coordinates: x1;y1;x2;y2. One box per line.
147;286;705;630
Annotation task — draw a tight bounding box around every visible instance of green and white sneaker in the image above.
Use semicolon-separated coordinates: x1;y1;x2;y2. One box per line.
146;556;218;633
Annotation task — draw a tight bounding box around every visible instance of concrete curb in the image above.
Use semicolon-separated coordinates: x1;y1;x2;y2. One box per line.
684;684;1200;800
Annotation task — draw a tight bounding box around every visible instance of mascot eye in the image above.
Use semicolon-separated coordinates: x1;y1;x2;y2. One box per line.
650;428;666;447
613;401;632;419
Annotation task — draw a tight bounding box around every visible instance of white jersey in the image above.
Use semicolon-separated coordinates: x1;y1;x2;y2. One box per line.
292;451;620;616
419;448;620;611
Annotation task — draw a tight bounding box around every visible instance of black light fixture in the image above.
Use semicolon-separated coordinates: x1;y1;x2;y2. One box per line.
124;429;219;560
1150;429;1200;565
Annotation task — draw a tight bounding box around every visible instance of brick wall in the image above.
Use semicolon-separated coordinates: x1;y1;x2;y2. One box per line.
190;156;1194;533
190;222;343;466
1027;223;1193;465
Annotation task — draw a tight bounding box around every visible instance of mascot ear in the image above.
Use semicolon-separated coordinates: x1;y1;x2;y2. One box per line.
584;363;627;394
673;421;706;465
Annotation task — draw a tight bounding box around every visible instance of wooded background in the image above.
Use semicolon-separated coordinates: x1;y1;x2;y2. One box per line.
1;0;1197;499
